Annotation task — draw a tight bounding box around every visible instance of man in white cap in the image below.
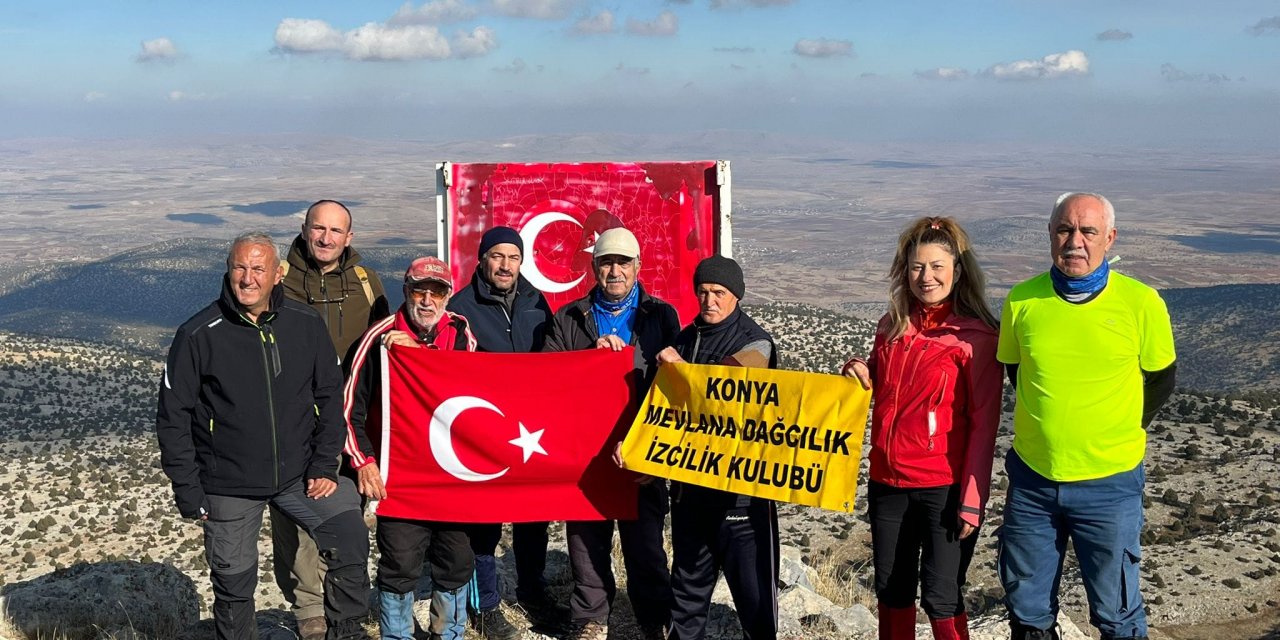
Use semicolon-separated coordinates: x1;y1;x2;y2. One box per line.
544;227;679;640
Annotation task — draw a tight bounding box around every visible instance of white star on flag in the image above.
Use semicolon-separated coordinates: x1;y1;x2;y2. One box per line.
508;422;548;463
582;230;600;253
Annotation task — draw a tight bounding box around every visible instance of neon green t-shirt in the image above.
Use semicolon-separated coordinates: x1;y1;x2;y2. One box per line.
997;271;1176;482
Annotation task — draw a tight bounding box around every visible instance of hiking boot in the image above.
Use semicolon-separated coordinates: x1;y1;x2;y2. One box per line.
638;622;667;640
517;588;569;625
298;616;327;640
566;620;608;640
472;608;521;640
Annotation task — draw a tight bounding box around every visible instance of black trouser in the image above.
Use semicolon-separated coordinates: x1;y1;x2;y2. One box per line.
669;487;778;640
469;521;550;610
567;481;673;628
868;481;977;619
377;517;474;594
203;478;369;640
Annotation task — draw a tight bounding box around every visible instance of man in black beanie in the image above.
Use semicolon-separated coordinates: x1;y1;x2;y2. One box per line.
655;254;780;639
446;225;554;640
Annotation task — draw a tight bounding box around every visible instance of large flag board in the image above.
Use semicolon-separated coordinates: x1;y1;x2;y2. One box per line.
437;161;731;325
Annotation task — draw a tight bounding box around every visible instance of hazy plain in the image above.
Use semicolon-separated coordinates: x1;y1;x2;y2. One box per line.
2;133;1277;307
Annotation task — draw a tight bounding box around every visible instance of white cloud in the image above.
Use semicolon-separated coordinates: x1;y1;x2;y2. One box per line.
1245;16;1280;36
1161;63;1232;84
711;0;793;8
345;22;451;61
274;17;497;61
452;26;498;58
793;38;853;58
626;11;678;37
572;10;615;34
488;0;577;19
915;67;970;81
167;90;212;102
982;50;1089;80
83;91;107;103
389;0;478;25
135;37;181;63
274;18;346;53
1096;29;1133;42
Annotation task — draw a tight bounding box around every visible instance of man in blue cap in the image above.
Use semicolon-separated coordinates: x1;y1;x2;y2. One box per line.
447;226;554;640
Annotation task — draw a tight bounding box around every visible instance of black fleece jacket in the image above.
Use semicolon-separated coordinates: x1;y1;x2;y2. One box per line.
156;278;345;518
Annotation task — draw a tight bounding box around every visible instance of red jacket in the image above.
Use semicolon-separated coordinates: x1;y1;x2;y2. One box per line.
858;305;1001;527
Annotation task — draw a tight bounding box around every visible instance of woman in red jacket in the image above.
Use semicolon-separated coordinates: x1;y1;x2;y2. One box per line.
843;216;1002;640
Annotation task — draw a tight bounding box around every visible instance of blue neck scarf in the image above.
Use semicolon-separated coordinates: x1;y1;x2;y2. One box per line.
592;285;640;343
1050;259;1110;303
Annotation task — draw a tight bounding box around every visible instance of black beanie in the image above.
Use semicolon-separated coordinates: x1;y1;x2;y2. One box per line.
693;255;745;300
478;226;523;259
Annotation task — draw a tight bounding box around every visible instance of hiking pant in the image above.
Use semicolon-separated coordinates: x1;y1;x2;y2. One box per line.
469;521;549;611
271;506;327;620
868;481;977;619
567;480;673;628
668;490;778;640
204;478;369;640
999;451;1147;639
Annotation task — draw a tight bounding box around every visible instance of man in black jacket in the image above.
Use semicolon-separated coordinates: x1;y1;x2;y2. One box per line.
446;226;553;640
656;255;780;640
543;228;678;640
156;232;371;640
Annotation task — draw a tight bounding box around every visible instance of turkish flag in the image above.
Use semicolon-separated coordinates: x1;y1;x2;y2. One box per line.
373;346;639;522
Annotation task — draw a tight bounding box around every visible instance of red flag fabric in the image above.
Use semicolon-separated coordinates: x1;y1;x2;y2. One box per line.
373;346;639;522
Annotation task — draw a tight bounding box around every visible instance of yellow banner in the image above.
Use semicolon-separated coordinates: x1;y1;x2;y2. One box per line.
620;363;870;512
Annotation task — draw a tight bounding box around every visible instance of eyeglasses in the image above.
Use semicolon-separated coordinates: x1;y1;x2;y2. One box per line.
303;278;347;305
407;287;448;301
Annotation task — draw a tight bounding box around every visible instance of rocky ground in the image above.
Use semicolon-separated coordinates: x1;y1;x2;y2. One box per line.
1;315;1279;639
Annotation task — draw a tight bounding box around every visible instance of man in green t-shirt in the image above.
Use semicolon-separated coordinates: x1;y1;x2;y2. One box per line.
997;192;1176;640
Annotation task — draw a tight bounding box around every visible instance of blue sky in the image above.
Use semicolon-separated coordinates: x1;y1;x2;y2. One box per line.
3;0;1278;146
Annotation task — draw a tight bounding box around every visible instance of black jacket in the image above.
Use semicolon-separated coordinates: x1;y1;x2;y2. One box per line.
156;277;346;518
446;269;551;353
543;284;680;391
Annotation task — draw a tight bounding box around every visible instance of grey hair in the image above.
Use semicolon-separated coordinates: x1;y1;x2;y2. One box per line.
1051;192;1116;230
227;232;280;269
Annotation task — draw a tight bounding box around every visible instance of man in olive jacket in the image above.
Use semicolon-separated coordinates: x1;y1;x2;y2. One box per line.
277;199;389;638
543;227;678;640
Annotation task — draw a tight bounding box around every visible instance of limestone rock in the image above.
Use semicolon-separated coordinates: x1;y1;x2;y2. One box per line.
806;603;877;636
0;561;199;639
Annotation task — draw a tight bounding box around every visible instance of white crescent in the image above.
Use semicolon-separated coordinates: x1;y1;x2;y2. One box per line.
519;212;586;293
429;396;510;482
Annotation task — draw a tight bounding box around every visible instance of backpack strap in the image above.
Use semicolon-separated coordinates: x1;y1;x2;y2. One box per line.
353;265;375;305
279;260;290;277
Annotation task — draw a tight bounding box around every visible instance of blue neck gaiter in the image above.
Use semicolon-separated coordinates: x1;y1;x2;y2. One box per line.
1050;259;1110;303
592;284;640;343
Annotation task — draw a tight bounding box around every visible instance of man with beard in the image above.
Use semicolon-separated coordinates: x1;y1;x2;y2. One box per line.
543;228;677;640
342;256;477;640
446;226;553;640
156;232;371;640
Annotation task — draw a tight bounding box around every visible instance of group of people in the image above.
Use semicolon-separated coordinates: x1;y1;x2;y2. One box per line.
841;192;1175;640
156;191;1175;640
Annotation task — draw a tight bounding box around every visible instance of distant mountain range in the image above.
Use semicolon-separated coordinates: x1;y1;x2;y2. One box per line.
0;239;1275;394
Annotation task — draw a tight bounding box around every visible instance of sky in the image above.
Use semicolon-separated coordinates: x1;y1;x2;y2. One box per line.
2;0;1279;147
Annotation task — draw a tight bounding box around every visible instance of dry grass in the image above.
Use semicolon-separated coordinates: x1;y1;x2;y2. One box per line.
808;538;875;609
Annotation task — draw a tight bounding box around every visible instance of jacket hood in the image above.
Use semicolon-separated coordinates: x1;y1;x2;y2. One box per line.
218;273;284;324
287;234;363;272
